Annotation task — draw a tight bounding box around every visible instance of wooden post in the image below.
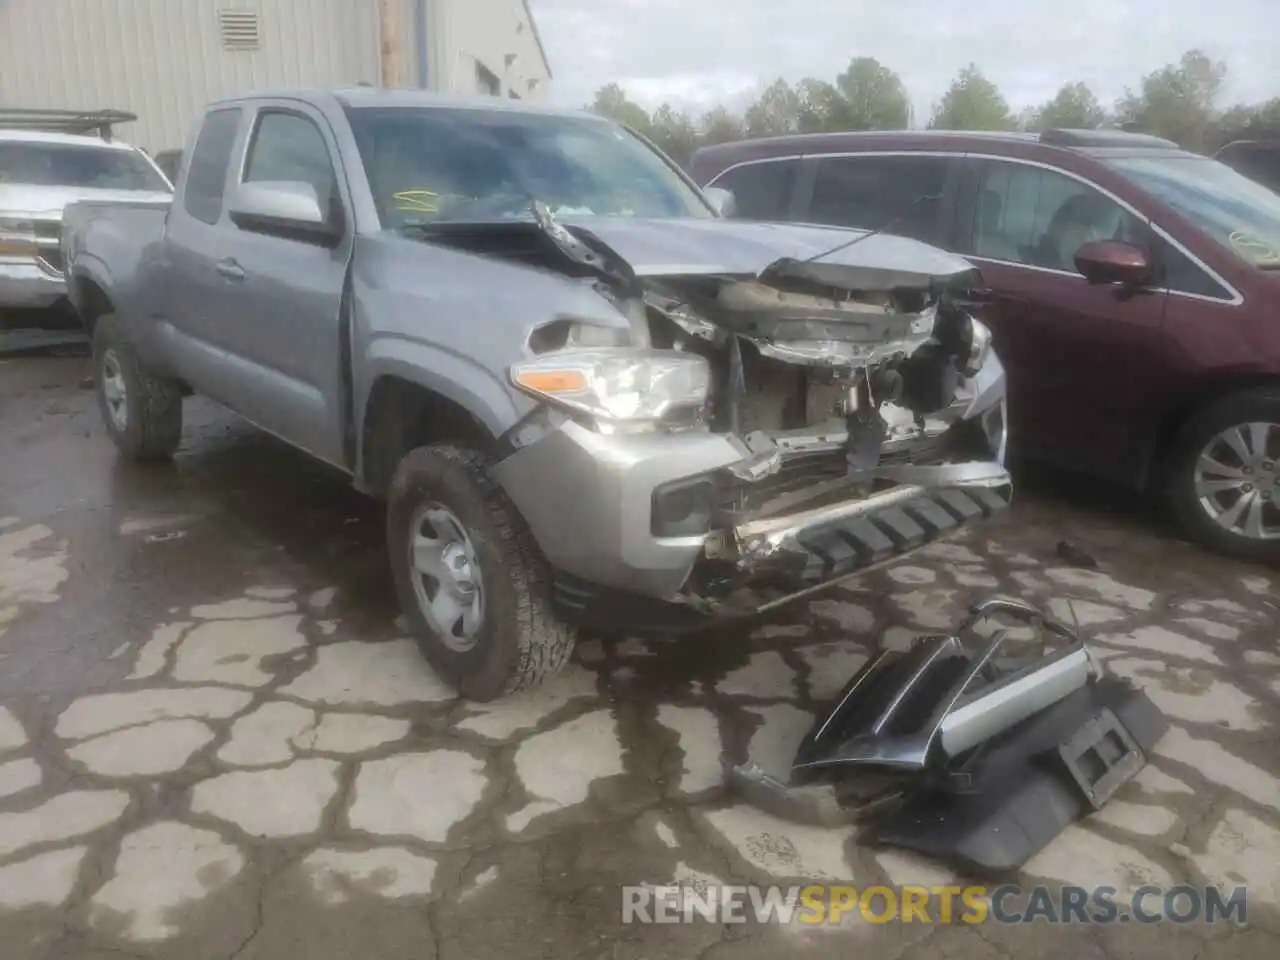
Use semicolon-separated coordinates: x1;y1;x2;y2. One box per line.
378;0;400;88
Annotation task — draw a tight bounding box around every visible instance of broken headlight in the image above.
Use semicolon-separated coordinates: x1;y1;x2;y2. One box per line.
509;348;709;430
963;316;993;378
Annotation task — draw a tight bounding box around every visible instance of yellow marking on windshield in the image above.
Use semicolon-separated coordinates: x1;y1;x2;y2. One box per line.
392;189;439;212
1229;231;1280;267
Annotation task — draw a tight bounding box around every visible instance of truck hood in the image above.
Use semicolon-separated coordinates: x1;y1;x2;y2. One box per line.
0;184;173;220
406;205;984;365
552;214;979;288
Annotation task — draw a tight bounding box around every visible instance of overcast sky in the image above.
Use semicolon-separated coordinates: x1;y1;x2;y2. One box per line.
533;0;1276;122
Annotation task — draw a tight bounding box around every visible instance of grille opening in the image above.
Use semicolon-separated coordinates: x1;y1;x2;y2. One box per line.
218;9;261;51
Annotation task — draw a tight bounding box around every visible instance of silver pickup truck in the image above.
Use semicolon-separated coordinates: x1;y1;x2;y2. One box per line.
62;87;1011;700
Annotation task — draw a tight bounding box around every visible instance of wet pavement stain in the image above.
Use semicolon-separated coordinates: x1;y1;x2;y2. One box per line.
0;356;1278;958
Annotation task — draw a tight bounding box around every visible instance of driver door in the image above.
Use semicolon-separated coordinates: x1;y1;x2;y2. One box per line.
954;158;1170;482
211;102;353;468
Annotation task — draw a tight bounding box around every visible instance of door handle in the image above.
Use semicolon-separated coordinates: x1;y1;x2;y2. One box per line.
215;258;245;282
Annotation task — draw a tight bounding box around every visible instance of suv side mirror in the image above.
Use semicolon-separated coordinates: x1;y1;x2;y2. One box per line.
703;186;738;218
228;181;342;245
1074;239;1152;286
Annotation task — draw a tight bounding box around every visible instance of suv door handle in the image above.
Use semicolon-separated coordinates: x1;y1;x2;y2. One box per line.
215;258;245;282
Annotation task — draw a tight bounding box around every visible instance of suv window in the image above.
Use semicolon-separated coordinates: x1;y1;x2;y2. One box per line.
806;155;949;242
963;161;1146;273
243;111;339;218
183;107;242;225
1108;154;1280;274
710;159;798;221
1158;239;1233;299
0;142;168;192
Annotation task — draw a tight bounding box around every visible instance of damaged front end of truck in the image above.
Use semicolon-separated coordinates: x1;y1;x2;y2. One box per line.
440;204;1012;629
407;206;1167;867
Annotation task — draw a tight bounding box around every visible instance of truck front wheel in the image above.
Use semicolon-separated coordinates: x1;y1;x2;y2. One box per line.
386;444;576;701
92;313;183;460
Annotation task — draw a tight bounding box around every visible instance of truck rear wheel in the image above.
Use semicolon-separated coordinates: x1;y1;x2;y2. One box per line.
386;443;576;701
92;313;183;460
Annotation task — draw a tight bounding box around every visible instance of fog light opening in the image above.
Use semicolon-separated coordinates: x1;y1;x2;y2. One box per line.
651;477;714;538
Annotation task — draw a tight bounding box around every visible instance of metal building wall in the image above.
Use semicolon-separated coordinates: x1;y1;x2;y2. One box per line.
0;0;381;153
437;0;552;100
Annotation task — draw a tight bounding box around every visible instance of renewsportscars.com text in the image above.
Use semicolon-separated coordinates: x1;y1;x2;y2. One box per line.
621;883;1248;926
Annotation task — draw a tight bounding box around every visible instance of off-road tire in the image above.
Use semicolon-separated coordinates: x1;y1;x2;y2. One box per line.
1165;386;1280;562
386;444;576;701
92;313;183;460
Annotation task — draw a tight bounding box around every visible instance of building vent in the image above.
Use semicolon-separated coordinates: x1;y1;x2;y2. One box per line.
218;9;261;51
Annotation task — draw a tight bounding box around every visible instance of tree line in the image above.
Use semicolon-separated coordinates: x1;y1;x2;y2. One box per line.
589;50;1280;168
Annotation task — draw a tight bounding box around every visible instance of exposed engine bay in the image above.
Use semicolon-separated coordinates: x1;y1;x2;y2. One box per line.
423;203;1012;628
413;202;999;508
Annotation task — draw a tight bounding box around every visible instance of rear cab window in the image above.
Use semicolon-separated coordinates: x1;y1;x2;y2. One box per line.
182;107;243;225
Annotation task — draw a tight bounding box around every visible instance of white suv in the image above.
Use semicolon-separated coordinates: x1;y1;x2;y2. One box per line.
1;109;172;314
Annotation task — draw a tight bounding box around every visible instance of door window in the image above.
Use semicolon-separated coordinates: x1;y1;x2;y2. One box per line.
183;107;242;225
710;158;799;221
242;111;340;221
806;154;949;242
962;161;1145;273
1157;239;1233;299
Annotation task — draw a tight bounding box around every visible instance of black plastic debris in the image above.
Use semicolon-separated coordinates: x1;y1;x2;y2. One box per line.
726;595;1168;873
870;676;1166;874
1056;539;1099;568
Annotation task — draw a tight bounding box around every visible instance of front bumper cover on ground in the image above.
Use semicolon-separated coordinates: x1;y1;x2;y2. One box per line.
728;597;1168;874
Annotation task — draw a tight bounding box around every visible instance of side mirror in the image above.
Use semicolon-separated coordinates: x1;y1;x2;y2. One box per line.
703;186;738;218
1074;239;1152;286
228;181;341;245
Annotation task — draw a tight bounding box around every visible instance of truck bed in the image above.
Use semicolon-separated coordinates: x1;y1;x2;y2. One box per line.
62;197;171;327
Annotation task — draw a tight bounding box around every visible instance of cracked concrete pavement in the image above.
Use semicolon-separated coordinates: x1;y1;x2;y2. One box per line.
1;354;1278;959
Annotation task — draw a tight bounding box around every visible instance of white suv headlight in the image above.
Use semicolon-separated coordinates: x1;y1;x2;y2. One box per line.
0;218;37;256
510;348;710;428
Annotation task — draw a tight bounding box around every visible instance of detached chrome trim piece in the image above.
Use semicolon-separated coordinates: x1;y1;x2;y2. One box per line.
940;646;1091;756
794;597;1092;773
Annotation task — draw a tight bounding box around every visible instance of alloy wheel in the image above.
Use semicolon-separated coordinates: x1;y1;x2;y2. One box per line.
1193;421;1280;541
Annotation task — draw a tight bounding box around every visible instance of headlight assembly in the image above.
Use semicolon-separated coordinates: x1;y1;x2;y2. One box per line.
0;218;38;257
509;348;710;429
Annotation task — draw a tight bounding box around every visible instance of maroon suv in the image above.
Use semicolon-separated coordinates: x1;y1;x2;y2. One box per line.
690;128;1280;561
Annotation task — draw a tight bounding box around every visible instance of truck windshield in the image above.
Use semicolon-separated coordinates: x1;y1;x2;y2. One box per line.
1107;154;1280;270
344;106;714;227
0;142;169;192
